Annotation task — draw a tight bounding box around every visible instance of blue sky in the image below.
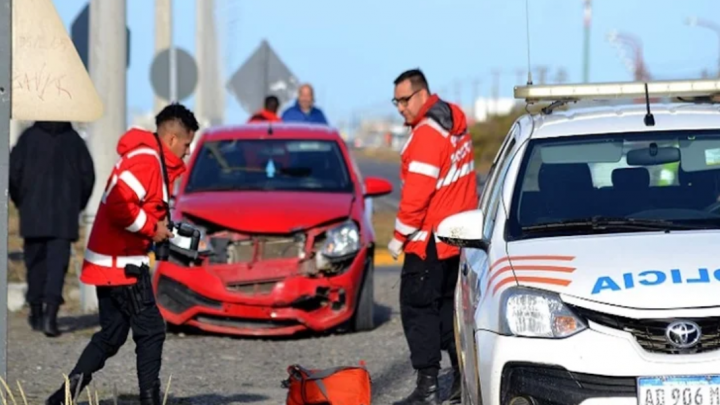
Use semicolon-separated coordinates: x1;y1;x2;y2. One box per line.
53;0;719;126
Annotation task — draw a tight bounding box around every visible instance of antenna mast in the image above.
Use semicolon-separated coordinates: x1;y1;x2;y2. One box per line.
583;0;592;82
525;0;533;85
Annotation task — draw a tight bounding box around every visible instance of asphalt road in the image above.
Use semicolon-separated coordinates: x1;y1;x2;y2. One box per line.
354;155;403;210
354;154;487;211
7;266;458;405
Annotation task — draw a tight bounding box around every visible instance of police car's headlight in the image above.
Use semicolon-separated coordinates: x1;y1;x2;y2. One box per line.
320;220;360;259
499;287;586;338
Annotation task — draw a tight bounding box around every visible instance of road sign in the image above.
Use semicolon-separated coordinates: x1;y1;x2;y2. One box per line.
70;3;130;70
150;47;198;102
13;0;103;121
227;39;300;114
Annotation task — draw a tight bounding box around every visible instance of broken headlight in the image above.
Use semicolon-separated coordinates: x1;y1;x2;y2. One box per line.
319;220;360;260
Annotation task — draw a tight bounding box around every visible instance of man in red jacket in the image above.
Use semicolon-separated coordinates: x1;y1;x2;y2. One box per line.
46;103;199;405
390;69;479;405
247;95;282;123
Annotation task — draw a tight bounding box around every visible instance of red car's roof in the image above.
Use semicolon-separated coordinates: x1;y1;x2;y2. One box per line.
200;123;342;141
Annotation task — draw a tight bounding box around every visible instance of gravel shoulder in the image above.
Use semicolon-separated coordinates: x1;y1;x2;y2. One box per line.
8;266;457;405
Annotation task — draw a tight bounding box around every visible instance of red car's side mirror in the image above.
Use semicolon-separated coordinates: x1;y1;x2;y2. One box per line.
363;177;393;198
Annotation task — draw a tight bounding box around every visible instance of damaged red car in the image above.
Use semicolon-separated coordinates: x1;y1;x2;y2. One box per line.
152;123;393;337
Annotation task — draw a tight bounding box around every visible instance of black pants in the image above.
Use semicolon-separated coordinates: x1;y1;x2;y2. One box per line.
24;238;71;306
399;235;460;373
70;285;166;392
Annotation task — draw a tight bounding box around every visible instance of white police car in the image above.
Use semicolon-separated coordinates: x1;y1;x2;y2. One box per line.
436;79;720;405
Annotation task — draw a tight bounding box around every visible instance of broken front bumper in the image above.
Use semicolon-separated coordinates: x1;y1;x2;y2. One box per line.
152;248;368;337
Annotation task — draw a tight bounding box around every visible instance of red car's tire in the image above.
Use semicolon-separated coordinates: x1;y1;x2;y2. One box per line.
352;258;375;332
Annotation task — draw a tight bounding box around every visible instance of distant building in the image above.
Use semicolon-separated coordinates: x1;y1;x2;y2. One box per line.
472;97;521;122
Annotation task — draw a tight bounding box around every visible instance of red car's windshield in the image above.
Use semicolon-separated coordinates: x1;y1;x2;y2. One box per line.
184;139;353;193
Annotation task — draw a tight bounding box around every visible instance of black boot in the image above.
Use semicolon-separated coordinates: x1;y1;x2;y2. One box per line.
447;367;462;404
28;304;43;331
393;369;441;405
45;373;90;405
43;303;61;337
139;380;162;405
447;344;462;403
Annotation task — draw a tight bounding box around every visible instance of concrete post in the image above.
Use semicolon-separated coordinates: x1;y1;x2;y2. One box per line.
0;0;11;380
154;0;171;112
81;0;127;312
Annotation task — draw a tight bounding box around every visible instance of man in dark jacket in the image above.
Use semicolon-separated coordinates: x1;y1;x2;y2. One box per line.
9;121;95;337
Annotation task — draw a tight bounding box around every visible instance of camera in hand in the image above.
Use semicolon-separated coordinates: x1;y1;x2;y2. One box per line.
154;220;204;265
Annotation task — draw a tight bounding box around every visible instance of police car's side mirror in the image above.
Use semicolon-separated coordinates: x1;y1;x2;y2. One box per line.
436;209;488;250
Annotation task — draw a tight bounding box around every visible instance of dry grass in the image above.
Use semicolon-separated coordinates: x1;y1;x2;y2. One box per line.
0;375;172;405
372;209;396;248
7;204;85;290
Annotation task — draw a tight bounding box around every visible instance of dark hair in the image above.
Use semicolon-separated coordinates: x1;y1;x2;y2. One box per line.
264;95;280;113
155;103;199;132
393;68;430;92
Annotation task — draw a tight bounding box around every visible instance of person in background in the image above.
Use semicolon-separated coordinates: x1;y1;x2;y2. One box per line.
281;83;329;124
248;95;282;123
389;68;479;405
9;121;95;338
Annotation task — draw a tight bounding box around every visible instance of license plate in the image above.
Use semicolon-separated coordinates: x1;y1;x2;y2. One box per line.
638;376;720;405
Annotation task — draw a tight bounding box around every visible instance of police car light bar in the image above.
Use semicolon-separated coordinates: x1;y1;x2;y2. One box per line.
514;79;720;101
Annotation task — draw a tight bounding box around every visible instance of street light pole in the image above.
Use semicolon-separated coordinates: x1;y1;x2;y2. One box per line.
686;17;720;78
169;0;177;102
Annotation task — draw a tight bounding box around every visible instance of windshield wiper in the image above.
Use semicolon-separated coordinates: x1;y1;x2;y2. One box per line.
521;216;708;233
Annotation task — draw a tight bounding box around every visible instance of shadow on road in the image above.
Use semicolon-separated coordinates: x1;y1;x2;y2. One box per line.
168;393;271;404
85;392;270;404
58;313;100;334
372;364;456;403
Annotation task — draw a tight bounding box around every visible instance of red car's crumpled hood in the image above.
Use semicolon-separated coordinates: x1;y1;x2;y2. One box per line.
175;191;354;233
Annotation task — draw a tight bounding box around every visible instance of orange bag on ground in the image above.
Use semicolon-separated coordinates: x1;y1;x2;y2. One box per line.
283;361;372;405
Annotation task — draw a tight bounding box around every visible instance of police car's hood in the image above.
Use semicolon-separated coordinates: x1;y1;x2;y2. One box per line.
505;230;720;310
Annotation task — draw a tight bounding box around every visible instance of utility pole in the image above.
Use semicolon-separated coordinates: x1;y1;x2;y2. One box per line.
583;0;592;82
196;0;225;126
154;0;171;112
555;67;569;84
454;80;462;106
81;0;127;312
535;66;548;85
0;0;11;380
472;79;480;122
491;69;500;117
169;0;177;103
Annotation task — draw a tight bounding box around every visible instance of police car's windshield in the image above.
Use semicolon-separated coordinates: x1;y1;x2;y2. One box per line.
507;130;720;240
184;139;353;193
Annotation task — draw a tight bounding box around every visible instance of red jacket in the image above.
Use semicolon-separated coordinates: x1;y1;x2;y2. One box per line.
80;129;186;286
392;95;479;260
248;109;281;123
